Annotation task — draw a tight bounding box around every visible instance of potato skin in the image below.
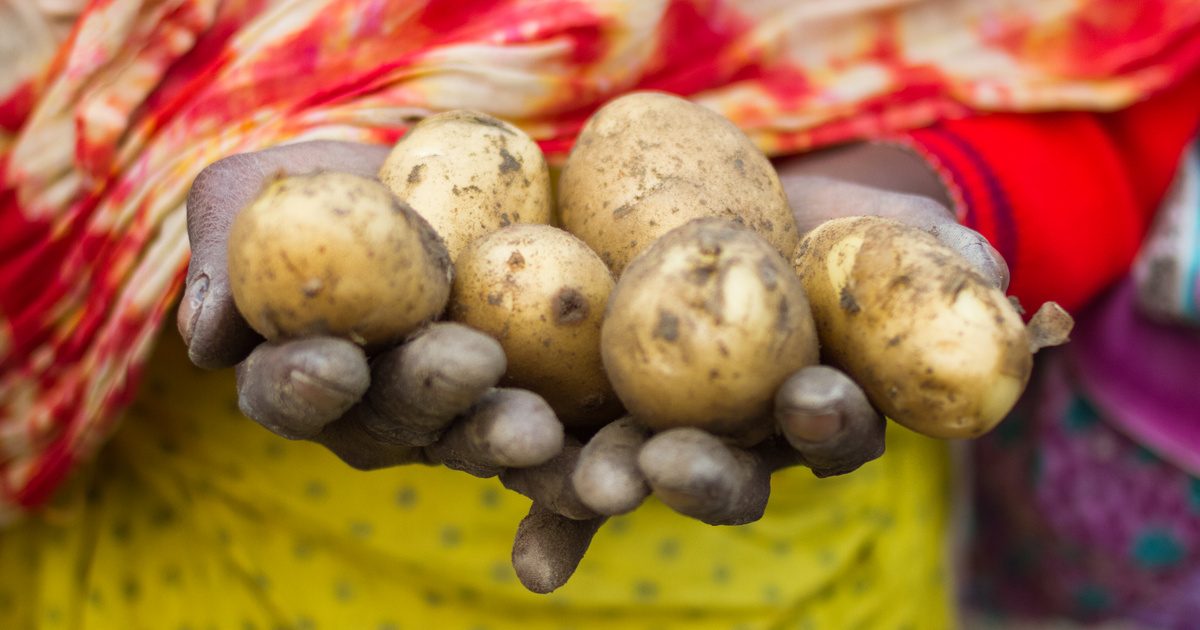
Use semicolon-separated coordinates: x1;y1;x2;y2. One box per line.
601;218;819;439
559;91;797;276
379;110;553;260
449;224;620;428
228;172;451;346
792;216;1031;439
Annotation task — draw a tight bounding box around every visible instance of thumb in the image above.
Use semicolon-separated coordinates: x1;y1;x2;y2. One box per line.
179;141;390;368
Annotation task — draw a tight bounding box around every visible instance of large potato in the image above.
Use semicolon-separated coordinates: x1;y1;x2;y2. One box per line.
601;218;818;440
793;216;1032;438
228;172;451;346
379;110;552;260
559;91;797;276
450;224;620;428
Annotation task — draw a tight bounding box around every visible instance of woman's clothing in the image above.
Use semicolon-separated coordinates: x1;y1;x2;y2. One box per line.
972;282;1200;629
2;2;1200;628
4;0;1200;518
957;130;1200;626
0;331;954;630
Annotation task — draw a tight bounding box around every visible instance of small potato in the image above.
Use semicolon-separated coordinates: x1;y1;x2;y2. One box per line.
379;110;553;260
559;91;797;276
228;172;451;346
793;216;1034;438
450;224;620;428
601;218;819;440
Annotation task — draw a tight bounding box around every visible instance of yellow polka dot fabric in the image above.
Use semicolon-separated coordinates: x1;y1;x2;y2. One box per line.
0;332;954;630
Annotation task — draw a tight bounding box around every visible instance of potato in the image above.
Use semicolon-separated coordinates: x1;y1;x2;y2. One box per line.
559;91;797;276
792;216;1033;439
600;218;819;440
379;110;553;260
228;171;451;346
449;224;620;428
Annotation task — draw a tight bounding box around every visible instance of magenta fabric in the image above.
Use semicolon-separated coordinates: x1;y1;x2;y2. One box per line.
970;280;1200;626
1073;280;1200;476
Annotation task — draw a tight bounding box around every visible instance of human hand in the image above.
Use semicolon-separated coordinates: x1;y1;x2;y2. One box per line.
501;142;1011;593
179;140;564;474
503;365;888;593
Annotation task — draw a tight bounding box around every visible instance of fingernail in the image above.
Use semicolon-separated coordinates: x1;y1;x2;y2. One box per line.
178;274;209;345
780;410;843;443
289;369;358;420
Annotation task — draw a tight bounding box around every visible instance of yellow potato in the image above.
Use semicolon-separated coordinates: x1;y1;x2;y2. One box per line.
450;224;620;428
379;110;553;260
792;216;1031;438
228;172;451;347
601;218;818;440
559;91;797;276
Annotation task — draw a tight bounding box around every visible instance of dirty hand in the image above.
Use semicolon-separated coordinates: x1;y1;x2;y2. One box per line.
179;140;564;476
502;143;1010;594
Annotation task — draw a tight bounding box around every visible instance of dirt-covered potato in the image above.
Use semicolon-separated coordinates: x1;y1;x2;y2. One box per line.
792;216;1041;439
228;171;451;346
449;224;620;428
559;91;797;276
601;218;819;440
379;110;553;260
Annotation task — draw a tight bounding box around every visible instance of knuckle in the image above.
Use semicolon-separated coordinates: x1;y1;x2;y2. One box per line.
186;153;263;223
189;154;248;205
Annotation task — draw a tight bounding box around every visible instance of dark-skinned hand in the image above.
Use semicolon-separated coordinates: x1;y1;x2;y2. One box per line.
180;140;565;496
501;143;1011;594
181;140;1007;594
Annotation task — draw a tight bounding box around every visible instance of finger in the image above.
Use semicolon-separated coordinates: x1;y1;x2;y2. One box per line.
572;417;651;516
180;152;265;368
357;323;506;446
500;439;598;520
852;196;1008;292
637;428;769;526
783;176;955;235
777;144;954;208
236;337;370;440
924;222;1010;291
181;141;391;368
425;388;564;478
780;174;1008;290
773;366;886;478
512;503;606;594
310;415;427;471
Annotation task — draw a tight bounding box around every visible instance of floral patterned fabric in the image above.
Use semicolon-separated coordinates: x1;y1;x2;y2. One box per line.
972;282;1200;627
3;0;1200;521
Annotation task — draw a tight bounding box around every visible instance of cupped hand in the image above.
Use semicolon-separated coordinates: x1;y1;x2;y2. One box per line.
182;141;1008;595
503;364;888;593
180;140;564;475
502;143;1011;594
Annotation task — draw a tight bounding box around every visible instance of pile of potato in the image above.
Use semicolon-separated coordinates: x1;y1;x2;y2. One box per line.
228;92;1064;454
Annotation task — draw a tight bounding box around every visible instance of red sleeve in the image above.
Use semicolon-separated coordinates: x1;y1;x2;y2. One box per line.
897;73;1200;314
